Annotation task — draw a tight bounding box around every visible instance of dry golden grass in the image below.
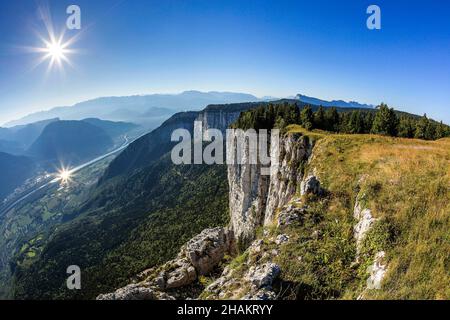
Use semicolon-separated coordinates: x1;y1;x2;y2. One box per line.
285;125;450;299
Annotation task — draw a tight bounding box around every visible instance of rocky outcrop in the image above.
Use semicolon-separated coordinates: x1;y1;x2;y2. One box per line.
358;251;388;299
277;202;308;227
196;109;242;134
245;263;281;289
366;251;387;290
184;227;234;275
96;227;233;300
300;174;324;196
242;288;277;300
202;244;282;300
97;284;175;300
164;258;197;289
353;187;388;297
227;134;270;248
353;194;377;251
227;133;313;248
158;227;233;291
263;135;314;224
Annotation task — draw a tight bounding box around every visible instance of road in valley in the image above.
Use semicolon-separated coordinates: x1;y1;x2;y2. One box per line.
0;134;136;216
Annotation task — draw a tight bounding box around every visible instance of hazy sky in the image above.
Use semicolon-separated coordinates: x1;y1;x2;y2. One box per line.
1;0;449;125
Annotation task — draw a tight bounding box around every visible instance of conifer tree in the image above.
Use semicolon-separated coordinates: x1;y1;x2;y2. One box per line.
300;105;314;130
314;106;326;129
398;116;415;138
371;103;399;136
414;114;429;139
325;107;339;132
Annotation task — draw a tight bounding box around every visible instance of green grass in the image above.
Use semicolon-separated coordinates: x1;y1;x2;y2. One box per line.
280;127;450;299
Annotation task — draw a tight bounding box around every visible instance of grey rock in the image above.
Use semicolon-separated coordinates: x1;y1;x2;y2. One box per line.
242;288;277;300
184;227;233;275
353;193;377;252
275;234;289;245
300;174;323;196
228;133;313;248
96;284;175;300
154;272;166;290
249;239;264;254
277;205;308;227
165;259;197;289
245;263;281;289
366;251;387;290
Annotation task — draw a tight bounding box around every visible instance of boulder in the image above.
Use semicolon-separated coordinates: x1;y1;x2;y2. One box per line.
245;263;281;289
275;234;289;245
165;259;197;289
366;251;387;290
300;175;323;196
96;283;175;300
277;205;308;227
183;227;234;275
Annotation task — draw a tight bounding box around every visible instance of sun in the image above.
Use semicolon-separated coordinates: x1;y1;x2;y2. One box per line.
44;40;66;62
58;168;73;184
37;34;74;71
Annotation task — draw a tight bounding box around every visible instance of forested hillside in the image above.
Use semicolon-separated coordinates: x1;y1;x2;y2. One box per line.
234;102;450;140
12;153;229;299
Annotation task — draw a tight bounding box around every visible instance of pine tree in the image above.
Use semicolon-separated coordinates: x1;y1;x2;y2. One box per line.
325;107;339;132
347;110;364;134
300;105;314;130
274;116;287;132
371;103;399;136
314;106;326;129
426;121;437;140
435;121;446;139
398;116;415;138
414;114;429;139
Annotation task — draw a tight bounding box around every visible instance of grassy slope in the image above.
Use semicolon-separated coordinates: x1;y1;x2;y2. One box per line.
274;126;449;299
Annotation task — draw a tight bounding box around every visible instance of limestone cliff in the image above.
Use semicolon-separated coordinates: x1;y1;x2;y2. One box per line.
97;131;315;300
227;132;313;247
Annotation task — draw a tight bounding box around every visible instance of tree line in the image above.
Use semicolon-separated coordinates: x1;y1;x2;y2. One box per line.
233;102;450;140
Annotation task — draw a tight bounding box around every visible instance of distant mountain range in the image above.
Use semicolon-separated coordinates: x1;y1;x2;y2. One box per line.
295;94;374;109
27;120;114;168
0;118;59;154
4;91;375;129
4;91;263;128
0;118;138;201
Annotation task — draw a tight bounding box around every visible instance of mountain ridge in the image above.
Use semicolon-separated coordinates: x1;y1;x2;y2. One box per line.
4;91;262;127
4;91;378;128
26;120;114;168
296;94;373;109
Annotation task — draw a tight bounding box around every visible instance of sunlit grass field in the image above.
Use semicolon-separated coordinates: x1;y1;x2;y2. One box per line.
277;125;450;299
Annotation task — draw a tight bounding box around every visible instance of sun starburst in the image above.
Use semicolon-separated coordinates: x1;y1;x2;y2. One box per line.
32;32;76;73
57;167;74;185
26;4;80;74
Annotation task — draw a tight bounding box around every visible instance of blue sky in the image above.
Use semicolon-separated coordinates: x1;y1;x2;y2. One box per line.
0;0;449;125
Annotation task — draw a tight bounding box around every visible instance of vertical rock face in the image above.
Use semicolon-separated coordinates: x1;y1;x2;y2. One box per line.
263;134;313;225
196;109;243;133
227;132;313;248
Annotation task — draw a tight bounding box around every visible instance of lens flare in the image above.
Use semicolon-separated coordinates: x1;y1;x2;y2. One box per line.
45;40;66;61
58;168;73;184
25;4;80;74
